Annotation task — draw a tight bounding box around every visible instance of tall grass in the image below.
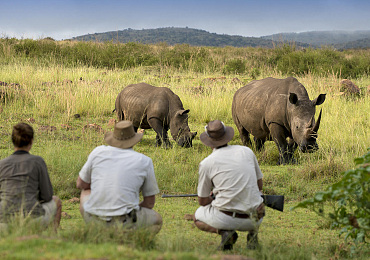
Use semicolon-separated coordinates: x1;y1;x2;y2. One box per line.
1;38;370;78
0;62;368;200
0;43;369;258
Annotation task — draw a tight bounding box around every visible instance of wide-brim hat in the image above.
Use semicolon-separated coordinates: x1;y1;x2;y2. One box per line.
200;120;234;148
104;121;143;149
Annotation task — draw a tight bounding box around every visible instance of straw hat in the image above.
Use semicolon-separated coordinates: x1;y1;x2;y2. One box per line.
200;120;234;148
104;121;143;149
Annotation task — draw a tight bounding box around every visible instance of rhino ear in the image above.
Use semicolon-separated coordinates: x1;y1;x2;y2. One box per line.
178;109;190;116
289;93;298;105
313;94;326;106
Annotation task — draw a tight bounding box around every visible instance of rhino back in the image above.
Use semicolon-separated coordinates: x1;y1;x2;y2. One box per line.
118;83;182;128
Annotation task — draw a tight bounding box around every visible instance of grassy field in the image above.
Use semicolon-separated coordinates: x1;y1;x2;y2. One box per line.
0;61;369;259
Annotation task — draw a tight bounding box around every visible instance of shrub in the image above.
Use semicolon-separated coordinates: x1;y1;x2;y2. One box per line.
292;148;370;253
1;38;370;78
222;58;246;74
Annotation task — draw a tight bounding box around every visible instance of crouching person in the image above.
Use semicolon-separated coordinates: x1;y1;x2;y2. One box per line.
194;120;265;250
0;123;62;230
76;121;162;234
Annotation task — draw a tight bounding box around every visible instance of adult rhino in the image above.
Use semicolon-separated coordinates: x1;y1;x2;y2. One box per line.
232;77;326;165
115;83;197;148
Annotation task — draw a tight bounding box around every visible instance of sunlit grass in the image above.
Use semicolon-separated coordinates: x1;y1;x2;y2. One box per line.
0;62;369;259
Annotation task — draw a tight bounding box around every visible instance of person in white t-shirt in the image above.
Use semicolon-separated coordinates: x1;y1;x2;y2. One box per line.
76;121;162;234
194;120;265;250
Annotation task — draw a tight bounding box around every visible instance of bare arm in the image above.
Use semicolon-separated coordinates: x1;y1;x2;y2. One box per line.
76;176;91;190
257;178;263;192
198;195;214;206
139;195;156;209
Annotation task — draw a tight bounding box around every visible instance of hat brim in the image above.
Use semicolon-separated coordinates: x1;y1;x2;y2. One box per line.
199;126;234;148
104;131;144;149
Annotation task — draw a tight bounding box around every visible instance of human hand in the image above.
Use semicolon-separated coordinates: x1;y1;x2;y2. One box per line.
257;203;265;219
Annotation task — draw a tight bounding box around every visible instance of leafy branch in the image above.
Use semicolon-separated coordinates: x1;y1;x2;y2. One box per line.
292;148;370;248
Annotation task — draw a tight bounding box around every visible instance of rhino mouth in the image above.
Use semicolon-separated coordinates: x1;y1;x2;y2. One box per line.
299;143;319;153
177;137;193;148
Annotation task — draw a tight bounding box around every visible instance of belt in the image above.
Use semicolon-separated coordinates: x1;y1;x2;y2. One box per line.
220;210;250;219
102;209;138;223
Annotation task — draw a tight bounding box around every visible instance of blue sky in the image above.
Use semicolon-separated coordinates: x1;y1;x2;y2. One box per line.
1;0;370;40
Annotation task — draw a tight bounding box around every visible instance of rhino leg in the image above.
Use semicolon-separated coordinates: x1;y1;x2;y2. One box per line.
254;137;265;151
155;134;162;147
287;138;298;164
148;117;172;148
269;123;294;165
236;126;252;147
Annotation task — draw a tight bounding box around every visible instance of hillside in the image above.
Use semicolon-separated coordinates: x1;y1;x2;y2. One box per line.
71;28;370;49
334;37;370;50
261;30;370;48
71;27;308;48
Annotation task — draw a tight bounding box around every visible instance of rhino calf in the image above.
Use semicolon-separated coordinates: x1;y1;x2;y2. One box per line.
115;83;197;148
232;77;326;165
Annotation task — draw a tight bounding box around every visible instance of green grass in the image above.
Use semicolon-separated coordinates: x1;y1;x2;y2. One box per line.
0;62;369;259
0;199;368;259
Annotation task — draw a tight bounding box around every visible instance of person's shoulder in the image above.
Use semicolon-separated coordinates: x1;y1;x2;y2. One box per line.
230;145;256;156
199;152;214;166
133;150;152;162
231;145;253;152
28;154;47;166
90;145;110;154
0;155;12;167
24;153;43;160
93;145;108;151
0;154;11;163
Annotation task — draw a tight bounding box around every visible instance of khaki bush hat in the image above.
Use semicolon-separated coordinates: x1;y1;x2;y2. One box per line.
200;120;234;148
104;121;143;149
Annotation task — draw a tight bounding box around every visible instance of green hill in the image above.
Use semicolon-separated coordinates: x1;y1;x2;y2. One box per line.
261;30;370;48
71;28;370;49
334;37;370;50
71;27;308;48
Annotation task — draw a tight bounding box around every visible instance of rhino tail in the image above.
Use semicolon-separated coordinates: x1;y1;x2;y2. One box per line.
116;106;124;121
231;101;240;128
114;94;124;121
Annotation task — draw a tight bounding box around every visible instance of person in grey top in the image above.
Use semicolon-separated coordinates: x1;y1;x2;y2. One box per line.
0;123;62;229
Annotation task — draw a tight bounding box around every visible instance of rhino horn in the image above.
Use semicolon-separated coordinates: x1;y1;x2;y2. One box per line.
312;108;322;133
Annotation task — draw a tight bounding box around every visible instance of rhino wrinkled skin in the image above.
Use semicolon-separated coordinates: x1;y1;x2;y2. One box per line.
232;77;326;165
115;83;197;148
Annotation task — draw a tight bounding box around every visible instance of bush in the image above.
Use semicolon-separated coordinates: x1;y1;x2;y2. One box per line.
292;148;370;252
1;38;370;78
222;58;246;74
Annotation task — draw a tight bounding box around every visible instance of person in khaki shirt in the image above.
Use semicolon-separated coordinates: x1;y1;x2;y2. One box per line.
193;120;265;251
0;123;62;229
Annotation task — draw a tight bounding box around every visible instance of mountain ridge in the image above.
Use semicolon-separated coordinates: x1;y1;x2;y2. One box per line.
71;27;370;49
261;30;370;48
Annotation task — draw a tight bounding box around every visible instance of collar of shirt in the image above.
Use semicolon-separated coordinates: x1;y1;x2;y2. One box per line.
13;150;29;155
